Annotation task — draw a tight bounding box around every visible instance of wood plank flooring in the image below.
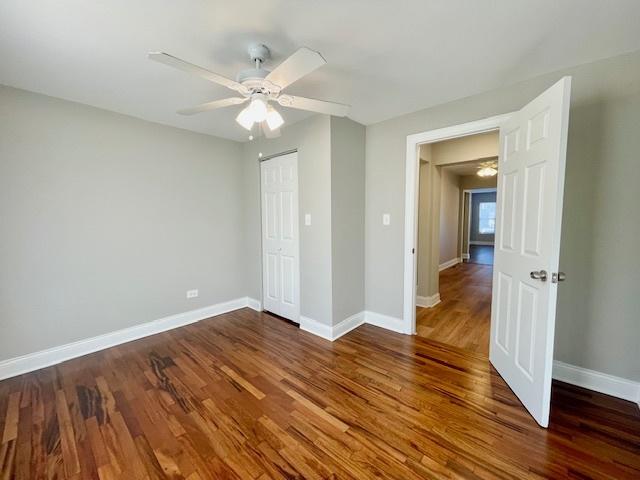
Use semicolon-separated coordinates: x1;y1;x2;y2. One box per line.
1;308;639;479
468;245;494;265
417;262;492;355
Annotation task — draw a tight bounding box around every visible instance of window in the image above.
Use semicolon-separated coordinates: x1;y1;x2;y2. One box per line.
479;202;496;234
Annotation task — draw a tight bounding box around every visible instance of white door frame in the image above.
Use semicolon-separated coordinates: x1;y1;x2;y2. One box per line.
403;114;513;334
463;188;497;256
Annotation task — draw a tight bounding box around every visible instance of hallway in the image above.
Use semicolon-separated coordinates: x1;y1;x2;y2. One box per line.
416;262;492;355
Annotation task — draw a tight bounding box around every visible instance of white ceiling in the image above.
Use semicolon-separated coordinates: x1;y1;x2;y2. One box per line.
2;1;640;142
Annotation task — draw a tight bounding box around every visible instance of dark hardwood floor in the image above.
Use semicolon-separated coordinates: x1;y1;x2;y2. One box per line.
468;245;494;265
1;308;639;479
417;262;492;355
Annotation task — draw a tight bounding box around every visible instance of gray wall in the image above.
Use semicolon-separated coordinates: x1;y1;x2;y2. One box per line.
0;85;245;361
365;51;640;381
469;191;496;244
438;168;460;264
242;115;334;325
330;117;366;323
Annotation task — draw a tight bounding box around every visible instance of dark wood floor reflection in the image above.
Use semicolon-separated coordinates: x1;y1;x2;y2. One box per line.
417;262;492;355
1;308;639;479
468;244;494;265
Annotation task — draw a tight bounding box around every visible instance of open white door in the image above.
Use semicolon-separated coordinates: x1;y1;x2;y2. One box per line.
261;152;300;322
490;77;571;427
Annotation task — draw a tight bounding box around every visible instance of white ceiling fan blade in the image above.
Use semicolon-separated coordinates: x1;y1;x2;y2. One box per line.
177;97;248;115
148;52;248;95
277;95;349;117
262;123;281;139
265;47;326;90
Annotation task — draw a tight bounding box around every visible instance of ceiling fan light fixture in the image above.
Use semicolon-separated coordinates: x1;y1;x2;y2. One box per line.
236;107;255;130
247;95;268;122
477;167;498;177
266;106;284;131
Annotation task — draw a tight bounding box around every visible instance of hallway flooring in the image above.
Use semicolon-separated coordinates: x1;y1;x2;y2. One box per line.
417;262;492;355
468;244;494;265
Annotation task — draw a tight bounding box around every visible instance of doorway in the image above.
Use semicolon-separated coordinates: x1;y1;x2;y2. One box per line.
415;135;499;355
403;74;572;428
260;151;301;322
463;188;497;265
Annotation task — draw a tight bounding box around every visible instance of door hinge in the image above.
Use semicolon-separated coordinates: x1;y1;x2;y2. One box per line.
412;248;415;254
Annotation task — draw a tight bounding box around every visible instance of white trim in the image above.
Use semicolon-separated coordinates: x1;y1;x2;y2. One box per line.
300;312;365;341
416;293;441;308
404;114;514;335
333;312;366;339
469;241;494;246
553;361;640;405
364;311;407;334
299;316;333;340
0;297;252;381
247;297;262;311
439;257;460;271
466;188;497;194
461;253;470;260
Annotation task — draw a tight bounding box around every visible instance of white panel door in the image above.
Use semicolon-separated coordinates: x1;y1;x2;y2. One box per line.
490;77;571;427
261;152;300;322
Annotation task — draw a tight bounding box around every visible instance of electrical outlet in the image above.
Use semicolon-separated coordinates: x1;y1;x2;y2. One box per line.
304;213;311;226
186;289;198;299
383;213;391;226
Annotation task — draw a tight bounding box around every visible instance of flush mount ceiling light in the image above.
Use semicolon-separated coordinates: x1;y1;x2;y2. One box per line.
477;166;498;177
477;160;498;177
149;43;350;138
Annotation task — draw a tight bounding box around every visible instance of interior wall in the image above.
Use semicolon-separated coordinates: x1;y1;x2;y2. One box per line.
242;115;333;326
469;191;497;244
365;50;640;381
416;157;430;297
416;145;441;299
431;131;499;166
330;117;366;324
438;169;461;264
0;85;246;361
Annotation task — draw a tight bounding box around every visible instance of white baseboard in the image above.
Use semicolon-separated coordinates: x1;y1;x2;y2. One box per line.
439;257;460;271
469;241;494;246
301;310;408;341
247;297;262;311
416;293;441;308
333;312;366;339
0;297;253;381
461;253;470;260
299;316;333;340
364;311;408;334
553;360;640;405
300;312;365;342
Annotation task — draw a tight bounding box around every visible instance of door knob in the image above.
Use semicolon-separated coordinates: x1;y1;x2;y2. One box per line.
552;272;566;283
530;270;547;281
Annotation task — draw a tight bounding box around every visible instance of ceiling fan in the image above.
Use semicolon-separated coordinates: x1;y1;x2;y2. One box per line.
148;44;350;138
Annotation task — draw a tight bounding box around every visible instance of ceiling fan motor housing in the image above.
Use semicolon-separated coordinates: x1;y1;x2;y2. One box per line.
238;44;278;93
236;68;269;85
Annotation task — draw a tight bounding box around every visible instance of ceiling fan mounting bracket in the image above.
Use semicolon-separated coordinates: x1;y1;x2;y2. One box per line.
248;43;271;64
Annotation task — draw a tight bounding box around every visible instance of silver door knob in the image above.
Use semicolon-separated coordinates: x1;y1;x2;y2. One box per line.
530;270;548;281
552;272;566;283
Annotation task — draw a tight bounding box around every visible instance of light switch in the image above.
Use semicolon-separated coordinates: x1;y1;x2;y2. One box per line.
382;213;391;226
304;213;312;226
